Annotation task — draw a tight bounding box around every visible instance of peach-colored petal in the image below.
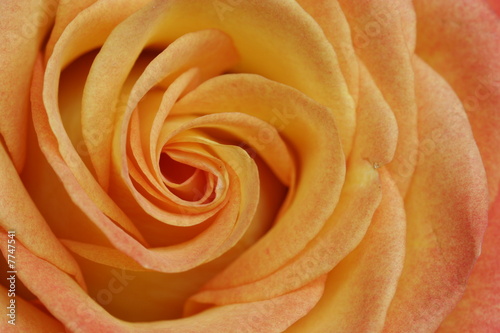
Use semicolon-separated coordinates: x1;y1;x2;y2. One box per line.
383;56;489;332
338;0;419;195
485;0;500;15
45;0;151;65
286;169;405;332
0;0;56;172
438;189;500;332
64;157;284;322
60;240;150;272
414;0;500;203
5;229;326;332
32;55;149;242
0;142;85;288
414;2;500;330
0;285;64;332
350;61;398;168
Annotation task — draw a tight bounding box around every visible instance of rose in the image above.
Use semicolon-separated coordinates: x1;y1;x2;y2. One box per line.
0;0;498;332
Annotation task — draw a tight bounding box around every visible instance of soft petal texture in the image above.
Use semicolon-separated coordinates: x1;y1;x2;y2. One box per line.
2;229;325;332
0;286;64;333
337;0;419;195
414;0;500;203
185;41;400;309
0;141;85;288
295;0;359;101
438;190;500;332
485;0;500;15
286;169;405;333
3;0;497;331
0;0;56;171
382;56;488;332
414;2;500;330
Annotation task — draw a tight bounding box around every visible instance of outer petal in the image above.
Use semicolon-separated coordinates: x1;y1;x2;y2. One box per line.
414;2;500;329
3;229;325;333
414;0;500;203
438;190;500;332
0;0;57;171
0;142;85;288
383;56;488;332
0;286;64;332
485;0;500;15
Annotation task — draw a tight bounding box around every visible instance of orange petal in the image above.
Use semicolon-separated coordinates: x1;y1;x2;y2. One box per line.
485;0;500;15
383;56;489;332
415;0;500;204
0;285;64;332
0;142;85;288
338;0;419;195
294;0;359;101
437;190;500;331
0;0;56;171
5;230;326;332
286;169;405;332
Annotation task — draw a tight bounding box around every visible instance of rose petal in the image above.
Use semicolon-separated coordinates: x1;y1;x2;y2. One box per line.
286;169;405;332
158;0;356;152
294;0;359;101
4;230;325;332
0;142;85;288
0;286;64;332
0;0;56;171
338;0;419;195
414;0;500;203
485;0;500;15
188;159;380;306
437;189;500;332
382;56;489;332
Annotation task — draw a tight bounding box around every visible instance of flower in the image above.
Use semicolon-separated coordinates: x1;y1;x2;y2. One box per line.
0;0;498;332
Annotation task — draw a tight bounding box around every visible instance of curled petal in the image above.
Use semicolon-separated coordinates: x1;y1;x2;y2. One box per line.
0;285;64;332
3;231;326;333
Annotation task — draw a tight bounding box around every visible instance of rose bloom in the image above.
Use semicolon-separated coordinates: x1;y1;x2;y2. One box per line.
0;0;499;332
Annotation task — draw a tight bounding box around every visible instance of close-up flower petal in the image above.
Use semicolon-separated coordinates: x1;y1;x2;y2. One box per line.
0;0;498;332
